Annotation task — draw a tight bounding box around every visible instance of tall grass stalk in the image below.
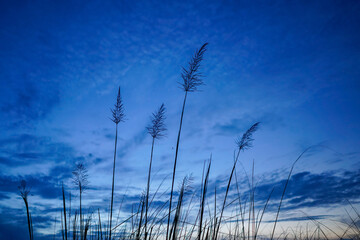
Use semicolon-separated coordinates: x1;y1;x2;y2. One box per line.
109;87;125;240
215;122;260;240
136;196;145;240
61;209;65;240
170;176;191;240
270;147;311;240
84;214;92;240
197;158;211;240
18;180;33;240
234;159;246;240
145;103;166;240
68;192;71;240
72;163;89;240
98;209;103;240
167;42;208;240
62;183;68;240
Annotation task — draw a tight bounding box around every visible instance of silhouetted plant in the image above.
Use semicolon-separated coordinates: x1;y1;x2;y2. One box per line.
236;122;260;151
197;158;211;240
109;86;125;240
167;42;208;240
62;183;68;240
72;163;89;240
18;180;33;240
147;103;167;139
97;209;103;240
84;213;92;240
270;147;312;240
145;103;166;240
111;87;125;125
169;175;193;240
136;195;146;240
180;43;208;92
214;122;260;240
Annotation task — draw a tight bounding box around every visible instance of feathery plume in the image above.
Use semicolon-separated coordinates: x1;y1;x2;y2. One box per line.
72;163;89;193
236;122;260;151
111;87;125;124
180;43;208;92
147;103;167;139
72;163;88;240
18;180;30;200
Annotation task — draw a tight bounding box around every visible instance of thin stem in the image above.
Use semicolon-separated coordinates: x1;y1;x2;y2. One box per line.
68;192;71;240
215;148;241;240
80;190;82;240
145;137;155;240
167;91;188;240
24;198;32;240
198;159;211;240
109;123;118;240
98;209;103;240
62;184;68;240
270;147;311;240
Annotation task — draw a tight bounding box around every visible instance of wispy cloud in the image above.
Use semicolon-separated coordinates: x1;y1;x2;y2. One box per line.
208;169;360;212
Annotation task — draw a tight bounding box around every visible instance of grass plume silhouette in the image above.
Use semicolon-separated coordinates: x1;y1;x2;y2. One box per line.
167;42;208;240
145;103;167;240
109;86;125;240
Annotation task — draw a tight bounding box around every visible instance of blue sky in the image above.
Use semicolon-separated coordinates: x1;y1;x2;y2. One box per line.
0;0;360;238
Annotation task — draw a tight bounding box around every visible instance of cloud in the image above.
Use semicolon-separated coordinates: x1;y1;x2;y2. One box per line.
237;169;360;211
0;76;60;128
0;207;51;240
197;168;360;218
212;113;284;136
0;134;74;167
0;174;62;200
117;129;148;159
0;133;105;177
265;215;333;223
0;217;29;240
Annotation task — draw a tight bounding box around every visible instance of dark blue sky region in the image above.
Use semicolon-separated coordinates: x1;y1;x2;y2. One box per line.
0;0;360;238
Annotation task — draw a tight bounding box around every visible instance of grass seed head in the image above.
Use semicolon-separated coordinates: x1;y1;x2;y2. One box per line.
236;122;260;151
111;87;125;124
147;103;167;139
180;43;208;92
